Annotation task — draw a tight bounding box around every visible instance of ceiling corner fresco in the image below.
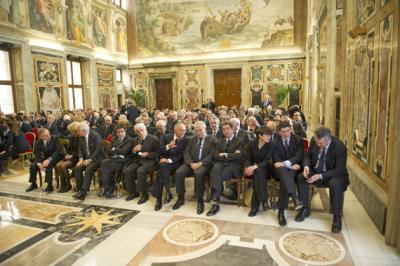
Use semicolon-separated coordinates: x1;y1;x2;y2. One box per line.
135;0;294;58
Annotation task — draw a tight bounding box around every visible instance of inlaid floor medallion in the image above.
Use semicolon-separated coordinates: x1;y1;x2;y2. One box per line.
279;231;346;265
162;218;219;247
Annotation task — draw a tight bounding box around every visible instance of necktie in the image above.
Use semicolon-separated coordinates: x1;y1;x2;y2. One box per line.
317;147;326;174
194;138;202;162
213;131;216;137
86;137;90;157
284;139;289;158
225;139;231;152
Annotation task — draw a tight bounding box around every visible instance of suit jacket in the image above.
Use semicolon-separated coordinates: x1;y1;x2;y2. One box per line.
127;105;140;124
107;135;134;162
303;136;349;185
166;119;177;134
130;134;160;162
213;136;245;165
98;124;115;139
46;123;59;136
78;130;105;162
153;131;168;144
34;135;61;163
159;134;188;165
272;133;304;165
184;135;216;167
207;128;224;139
234;128;250;144
244;139;273;169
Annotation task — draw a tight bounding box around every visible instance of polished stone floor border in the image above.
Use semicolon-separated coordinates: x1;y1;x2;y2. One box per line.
0;192;140;265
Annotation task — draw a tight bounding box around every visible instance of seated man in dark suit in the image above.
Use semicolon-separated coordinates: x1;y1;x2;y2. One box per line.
98;115;115;139
153;122;188;211
46;114;60;136
207;116;223;139
26;128;62;193
296;127;349;233
172;121;216;214
272;119;304;226
73;122;105;201
207;122;245;216
230;117;250;144
100;125;133;198
123;123;160;204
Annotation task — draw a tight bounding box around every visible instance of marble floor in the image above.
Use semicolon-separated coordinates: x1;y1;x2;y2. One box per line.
0;166;399;266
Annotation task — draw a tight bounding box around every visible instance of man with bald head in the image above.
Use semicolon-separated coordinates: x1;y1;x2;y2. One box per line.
153;122;188;211
26;128;61;193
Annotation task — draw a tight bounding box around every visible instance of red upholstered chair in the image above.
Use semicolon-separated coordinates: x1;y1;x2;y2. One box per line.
303;138;309;152
32;128;39;138
18;132;36;170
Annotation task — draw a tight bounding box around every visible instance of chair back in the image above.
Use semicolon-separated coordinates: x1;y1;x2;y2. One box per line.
24;132;36;148
303;138;309;152
32;128;39;138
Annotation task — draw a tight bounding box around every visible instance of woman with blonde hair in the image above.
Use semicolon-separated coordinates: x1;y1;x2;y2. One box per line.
56;121;80;193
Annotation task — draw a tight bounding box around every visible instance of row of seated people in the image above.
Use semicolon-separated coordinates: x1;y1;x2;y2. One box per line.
24;118;348;233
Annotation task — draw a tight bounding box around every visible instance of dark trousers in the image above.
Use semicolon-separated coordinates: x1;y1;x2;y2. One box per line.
29;160;57;185
251;167;269;208
297;172;347;216
153;162;177;199
100;158;127;193
74;160;101;191
210;162;241;200
123;160;156;194
275;167;298;209
174;164;209;201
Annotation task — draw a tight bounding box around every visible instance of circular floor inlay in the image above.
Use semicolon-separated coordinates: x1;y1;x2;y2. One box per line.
278;231;345;265
163;219;219;247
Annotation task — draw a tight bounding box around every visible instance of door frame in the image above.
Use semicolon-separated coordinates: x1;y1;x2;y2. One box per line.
148;72;177;110
205;62;247;106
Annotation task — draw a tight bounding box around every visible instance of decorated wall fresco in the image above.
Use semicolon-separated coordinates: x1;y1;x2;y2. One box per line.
32;53;65;113
135;0;294;57
0;0;127;53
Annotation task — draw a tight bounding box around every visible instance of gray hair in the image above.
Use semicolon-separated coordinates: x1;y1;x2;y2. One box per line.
314;126;332;140
134;122;147;132
194;121;206;129
78;122;90;133
156;120;166;127
230;117;240;125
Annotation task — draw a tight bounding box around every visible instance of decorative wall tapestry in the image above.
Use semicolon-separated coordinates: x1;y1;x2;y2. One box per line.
33;54;64;113
38;86;62;112
373;14;393;179
35;60;61;83
97;66;114;87
352;30;374;163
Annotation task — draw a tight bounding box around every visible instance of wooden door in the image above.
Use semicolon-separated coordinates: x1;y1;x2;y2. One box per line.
155;79;173;110
214;69;241;107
